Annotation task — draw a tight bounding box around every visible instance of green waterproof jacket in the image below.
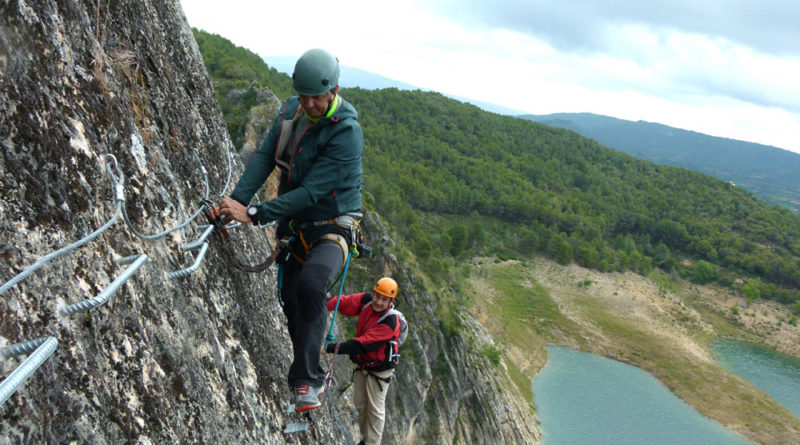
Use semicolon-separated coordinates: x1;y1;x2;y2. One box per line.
230;95;363;225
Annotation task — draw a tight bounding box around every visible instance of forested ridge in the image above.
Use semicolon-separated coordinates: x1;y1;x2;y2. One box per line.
524;112;800;212
193;30;293;148
194;31;800;313
348;88;800;306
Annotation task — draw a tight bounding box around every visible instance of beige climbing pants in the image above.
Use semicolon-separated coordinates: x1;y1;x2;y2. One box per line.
353;368;395;445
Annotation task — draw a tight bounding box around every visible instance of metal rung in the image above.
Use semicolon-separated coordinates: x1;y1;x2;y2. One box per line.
167;242;209;279
1;337;58;406
183;226;214;251
62;254;148;315
283;421;310;434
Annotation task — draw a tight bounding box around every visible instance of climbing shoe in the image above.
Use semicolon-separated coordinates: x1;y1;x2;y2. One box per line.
293;384;323;412
290;384;326;397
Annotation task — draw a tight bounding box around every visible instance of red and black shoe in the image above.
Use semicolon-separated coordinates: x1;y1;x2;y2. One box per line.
293;384;323;413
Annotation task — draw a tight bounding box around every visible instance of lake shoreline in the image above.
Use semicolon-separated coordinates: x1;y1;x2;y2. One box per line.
470;257;800;445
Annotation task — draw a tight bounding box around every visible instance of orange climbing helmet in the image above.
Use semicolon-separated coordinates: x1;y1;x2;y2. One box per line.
373;277;398;299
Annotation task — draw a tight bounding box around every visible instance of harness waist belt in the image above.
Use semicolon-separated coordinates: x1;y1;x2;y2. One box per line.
298;212;363;230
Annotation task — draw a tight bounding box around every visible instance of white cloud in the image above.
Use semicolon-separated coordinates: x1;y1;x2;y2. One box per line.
179;0;800;153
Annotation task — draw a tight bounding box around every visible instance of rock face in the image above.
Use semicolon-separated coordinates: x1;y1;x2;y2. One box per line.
0;1;540;444
0;1;340;443
229;86;280;164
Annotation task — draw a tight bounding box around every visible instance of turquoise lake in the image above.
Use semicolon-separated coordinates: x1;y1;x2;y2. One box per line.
714;338;800;419
532;345;753;445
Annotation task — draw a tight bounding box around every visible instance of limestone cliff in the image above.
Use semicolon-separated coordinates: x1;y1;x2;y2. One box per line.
0;1;338;443
0;1;539;443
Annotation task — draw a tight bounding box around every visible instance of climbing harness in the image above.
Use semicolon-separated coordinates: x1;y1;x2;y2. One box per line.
286;213;364;265
363;370;393;392
200;201;369;280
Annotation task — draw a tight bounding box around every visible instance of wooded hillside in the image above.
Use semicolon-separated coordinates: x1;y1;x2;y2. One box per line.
195;32;800;313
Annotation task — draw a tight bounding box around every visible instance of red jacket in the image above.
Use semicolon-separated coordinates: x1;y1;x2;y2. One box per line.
326;292;400;371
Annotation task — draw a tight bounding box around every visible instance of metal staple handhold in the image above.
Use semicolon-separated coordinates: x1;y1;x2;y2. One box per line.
61;254;149;316
183;226;214;251
0;337;58;406
117;254;144;266
167;242;209;279
1;337;48;359
283;421;310;434
198;221;243;231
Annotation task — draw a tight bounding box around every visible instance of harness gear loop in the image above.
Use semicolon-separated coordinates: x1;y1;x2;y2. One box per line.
320;233;349;264
349;219;361;258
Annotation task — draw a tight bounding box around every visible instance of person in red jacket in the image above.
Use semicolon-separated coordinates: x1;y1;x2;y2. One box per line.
322;277;401;445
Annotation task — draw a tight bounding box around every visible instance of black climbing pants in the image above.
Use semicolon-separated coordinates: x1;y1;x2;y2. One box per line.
281;239;344;387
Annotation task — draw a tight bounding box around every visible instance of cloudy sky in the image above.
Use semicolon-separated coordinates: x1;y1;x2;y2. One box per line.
179;0;800;154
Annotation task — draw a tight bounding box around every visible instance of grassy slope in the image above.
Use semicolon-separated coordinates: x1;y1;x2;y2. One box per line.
467;258;800;445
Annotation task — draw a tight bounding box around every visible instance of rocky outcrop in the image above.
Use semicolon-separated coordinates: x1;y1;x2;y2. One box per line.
239;95;280;198
230;86;280;163
0;1;539;444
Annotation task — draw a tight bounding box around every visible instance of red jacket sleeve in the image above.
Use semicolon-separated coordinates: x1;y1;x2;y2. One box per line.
326;292;369;317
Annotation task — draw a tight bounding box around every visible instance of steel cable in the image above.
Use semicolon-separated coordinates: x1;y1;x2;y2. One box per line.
0;156;125;296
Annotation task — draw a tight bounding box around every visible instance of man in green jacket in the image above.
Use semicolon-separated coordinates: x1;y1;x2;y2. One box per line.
219;48;363;412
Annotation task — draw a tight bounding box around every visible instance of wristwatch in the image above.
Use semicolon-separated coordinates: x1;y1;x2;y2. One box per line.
247;205;259;225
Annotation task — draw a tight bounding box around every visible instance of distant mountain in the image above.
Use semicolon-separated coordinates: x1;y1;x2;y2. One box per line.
265;56;419;90
522;113;800;213
264;56;526;116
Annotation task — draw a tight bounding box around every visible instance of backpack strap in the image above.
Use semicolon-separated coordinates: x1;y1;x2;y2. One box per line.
376;308;398;324
377;309;402;363
273;99;303;171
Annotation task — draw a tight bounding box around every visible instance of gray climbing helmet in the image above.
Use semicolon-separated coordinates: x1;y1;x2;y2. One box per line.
292;49;340;96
